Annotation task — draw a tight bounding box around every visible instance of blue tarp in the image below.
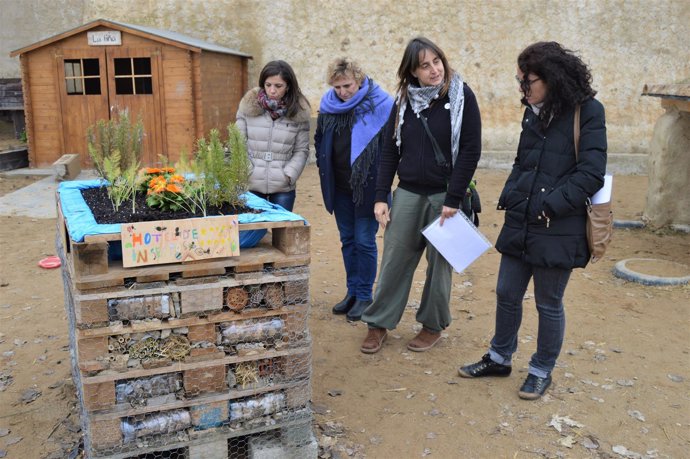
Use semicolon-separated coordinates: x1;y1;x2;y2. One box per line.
58;180;307;248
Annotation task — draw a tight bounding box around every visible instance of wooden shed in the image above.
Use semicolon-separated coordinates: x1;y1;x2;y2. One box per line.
10;19;252;167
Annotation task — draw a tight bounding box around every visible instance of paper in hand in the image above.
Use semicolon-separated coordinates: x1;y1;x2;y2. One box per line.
591;174;613;204
422;211;492;274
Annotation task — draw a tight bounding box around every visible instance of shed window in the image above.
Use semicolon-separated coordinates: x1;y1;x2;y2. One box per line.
64;59;101;95
114;57;153;95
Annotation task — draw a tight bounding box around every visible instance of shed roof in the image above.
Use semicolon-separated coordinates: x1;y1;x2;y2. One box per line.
10;18;252;58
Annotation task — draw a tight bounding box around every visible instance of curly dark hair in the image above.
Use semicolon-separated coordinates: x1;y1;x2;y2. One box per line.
258;60;310;118
518;42;596;126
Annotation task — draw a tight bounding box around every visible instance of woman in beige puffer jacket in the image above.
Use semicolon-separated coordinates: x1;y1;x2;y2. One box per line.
236;60;311;211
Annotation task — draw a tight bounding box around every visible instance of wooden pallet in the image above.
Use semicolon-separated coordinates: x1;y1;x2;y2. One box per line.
57;199;311;290
73;306;310;375
67;266;310;328
82;380;311;452
78;343;311;412
86;411;315;459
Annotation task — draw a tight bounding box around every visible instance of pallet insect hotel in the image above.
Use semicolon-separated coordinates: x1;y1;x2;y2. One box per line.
57;187;316;459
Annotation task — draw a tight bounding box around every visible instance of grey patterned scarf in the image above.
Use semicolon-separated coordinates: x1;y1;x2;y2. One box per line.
395;72;465;165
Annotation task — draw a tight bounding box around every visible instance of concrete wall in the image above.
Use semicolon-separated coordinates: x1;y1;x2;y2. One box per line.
2;0;689;157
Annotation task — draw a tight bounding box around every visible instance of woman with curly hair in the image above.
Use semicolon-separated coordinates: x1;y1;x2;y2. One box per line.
458;42;607;400
236;60;310;211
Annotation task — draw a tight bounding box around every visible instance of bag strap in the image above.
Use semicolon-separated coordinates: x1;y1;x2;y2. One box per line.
573;104;581;161
419;114;450;170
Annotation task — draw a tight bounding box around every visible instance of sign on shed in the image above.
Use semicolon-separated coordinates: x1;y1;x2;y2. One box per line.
120;216;240;267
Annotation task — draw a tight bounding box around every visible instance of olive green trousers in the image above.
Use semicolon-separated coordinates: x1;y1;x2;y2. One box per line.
362;188;452;332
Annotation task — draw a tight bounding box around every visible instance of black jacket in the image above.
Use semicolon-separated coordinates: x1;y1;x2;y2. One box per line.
375;84;482;209
495;98;607;269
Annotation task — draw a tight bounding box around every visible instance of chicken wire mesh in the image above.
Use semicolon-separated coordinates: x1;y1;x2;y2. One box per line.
58;229;315;459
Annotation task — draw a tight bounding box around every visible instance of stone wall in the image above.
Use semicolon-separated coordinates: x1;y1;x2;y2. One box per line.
2;0;689;156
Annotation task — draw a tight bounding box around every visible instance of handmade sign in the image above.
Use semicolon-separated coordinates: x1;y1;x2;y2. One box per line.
87;30;122;46
121;216;239;267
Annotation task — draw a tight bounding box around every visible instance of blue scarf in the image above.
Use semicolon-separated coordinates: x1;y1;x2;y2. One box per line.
319;77;393;204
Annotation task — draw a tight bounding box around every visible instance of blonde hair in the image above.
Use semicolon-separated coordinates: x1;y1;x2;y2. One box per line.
326;58;365;85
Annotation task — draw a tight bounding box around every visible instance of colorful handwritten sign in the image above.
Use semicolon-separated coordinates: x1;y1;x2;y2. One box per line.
120;216;239;268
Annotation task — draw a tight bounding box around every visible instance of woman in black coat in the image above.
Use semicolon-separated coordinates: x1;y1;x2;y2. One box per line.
459;42;607;400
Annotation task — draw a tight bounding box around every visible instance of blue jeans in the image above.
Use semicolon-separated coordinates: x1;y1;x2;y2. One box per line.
333;190;378;301
489;254;572;378
251;190;296;212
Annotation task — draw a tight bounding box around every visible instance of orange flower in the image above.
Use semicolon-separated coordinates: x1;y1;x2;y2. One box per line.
148;176;166;187
165;183;182;193
144;167;162;174
169;174;185;183
148;176;166;193
162;167;176;174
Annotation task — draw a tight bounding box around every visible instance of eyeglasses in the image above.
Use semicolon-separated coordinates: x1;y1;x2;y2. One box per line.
515;75;541;88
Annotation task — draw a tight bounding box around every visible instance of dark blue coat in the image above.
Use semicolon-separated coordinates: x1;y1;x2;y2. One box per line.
495;98;607;269
314;116;384;218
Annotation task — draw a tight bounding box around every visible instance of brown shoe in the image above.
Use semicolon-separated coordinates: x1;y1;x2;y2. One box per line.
360;327;387;354
407;328;442;352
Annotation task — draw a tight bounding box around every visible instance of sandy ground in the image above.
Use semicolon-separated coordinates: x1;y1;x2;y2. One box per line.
0;165;688;459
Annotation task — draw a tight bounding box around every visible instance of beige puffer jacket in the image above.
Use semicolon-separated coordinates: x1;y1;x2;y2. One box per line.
236;87;311;194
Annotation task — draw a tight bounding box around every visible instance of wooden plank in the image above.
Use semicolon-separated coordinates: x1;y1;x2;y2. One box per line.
135;272;170;283
82;347;309;385
80;220;304;244
188;323;216;343
185;348;225;362
88;418;122;450
71;246;309;287
82;381;116;411
90;381;301;421
234;262;264;273
179;285;223;315
77;336;108;362
77;305;299;338
273;226;310;256
72;270;309;302
19;56;36;166
183;364;226;396
75;297;109;325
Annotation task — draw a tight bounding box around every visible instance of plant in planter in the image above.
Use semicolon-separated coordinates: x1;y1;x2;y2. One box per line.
87;110;143;212
174;123;251;216
83;115;253;223
141;167;188;212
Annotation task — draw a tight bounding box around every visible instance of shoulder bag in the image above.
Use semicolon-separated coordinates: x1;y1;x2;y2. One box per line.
574;105;613;263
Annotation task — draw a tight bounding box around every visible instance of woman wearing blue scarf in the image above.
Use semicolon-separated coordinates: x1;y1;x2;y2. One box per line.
315;58;394;322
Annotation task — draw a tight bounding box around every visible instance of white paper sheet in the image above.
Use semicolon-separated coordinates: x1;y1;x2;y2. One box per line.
422;212;492;274
591;174;613;204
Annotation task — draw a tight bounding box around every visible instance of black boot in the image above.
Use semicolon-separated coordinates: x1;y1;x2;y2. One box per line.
332;295;356;314
346;299;373;322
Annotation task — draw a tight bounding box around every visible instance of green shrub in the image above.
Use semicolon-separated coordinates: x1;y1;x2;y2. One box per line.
86;110;143;211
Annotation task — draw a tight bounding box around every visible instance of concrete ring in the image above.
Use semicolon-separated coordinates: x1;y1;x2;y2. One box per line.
612;258;690;286
613;219;646;229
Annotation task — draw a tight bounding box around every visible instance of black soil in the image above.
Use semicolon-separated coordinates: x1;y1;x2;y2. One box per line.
81;186;259;224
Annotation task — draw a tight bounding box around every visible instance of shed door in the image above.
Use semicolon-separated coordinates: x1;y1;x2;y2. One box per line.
58;47;165;166
106;47;165;165
57;48;110;165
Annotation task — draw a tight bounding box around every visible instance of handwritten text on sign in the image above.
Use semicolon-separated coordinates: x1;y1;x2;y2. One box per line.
87;31;122;46
120;216;240;268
